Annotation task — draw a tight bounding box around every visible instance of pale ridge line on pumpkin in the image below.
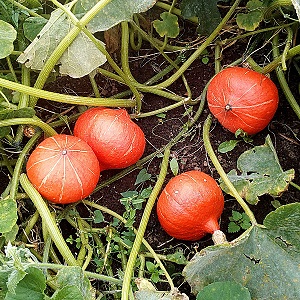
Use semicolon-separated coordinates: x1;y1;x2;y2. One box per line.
27;153;61;171
229;110;261;129
123;130;136;157
99;109;125;138
66;154;84;199
59;153;67;202
63;135;84;151
229;99;276;109
229;82;258;106
39;155;63;189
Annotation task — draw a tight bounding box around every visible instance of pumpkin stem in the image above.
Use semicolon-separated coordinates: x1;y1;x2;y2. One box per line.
225;103;232;111
212;230;228;245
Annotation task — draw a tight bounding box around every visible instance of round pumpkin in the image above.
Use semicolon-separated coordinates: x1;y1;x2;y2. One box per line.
207;67;279;135
156;170;224;241
73;107;146;170
26;134;100;204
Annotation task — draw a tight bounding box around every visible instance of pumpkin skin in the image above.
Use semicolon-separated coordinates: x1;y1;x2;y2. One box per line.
156;170;224;241
26;134;100;204
207;67;279;135
73;107;146;170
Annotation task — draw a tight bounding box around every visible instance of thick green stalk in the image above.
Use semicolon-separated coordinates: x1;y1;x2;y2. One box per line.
272;34;300;119
262;44;300;73
0;117;57;136
20;173;78;266
203;115;257;225
0;77;135;107
121;147;172;300
155;0;241;89
9;132;41;200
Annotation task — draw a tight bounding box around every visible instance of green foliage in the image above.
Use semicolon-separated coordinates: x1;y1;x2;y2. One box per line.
183;203;300;299
180;0;229;36
146;261;165;283
220;135;295;204
228;210;251;233
17;0;157;78
135;168;152;185
153;12;180;38
169;157;179;176
218;140;240;153
196;281;251;300
0;198;17;234
236;0;266;31
1;245;94;299
0;20;17;59
120;186;152;227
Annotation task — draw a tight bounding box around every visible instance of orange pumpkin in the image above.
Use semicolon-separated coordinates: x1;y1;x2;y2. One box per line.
74;107;145;170
26;134;100;204
157;170;224;241
207;67;279;135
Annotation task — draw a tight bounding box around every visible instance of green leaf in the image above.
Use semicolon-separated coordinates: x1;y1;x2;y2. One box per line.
169;157;179;176
220;135;295;204
0;20;17;59
180;0;221;36
135;168;151;185
51;286;84;300
218;140;239;153
17;7;107;78
0;107;35;120
236;0;265;31
228;222;240;233
231;210;242;221
55;266;93;300
153;12;179;38
23;17;47;42
93;210;104;224
0;198;17;234
263;202;300;256
5;267;46;300
183;203;300;299
134;288;189;299
73;0;156;33
196;281;251;300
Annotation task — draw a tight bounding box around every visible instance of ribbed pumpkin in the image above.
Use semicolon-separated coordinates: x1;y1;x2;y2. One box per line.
26;134;100;204
157;170;224;241
74;107;145;170
207;67;279;135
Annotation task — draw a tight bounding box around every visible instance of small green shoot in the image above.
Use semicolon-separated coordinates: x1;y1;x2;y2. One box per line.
146;261;165;283
228;210;251;233
170;157;179;176
120;186;152;227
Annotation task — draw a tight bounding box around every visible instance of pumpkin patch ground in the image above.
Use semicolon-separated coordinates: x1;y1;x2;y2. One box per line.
1;1;300;300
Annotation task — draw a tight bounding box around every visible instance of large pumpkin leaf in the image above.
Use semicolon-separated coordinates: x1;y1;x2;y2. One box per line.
4;267;46;300
54;266;94;300
0;20;17;59
220;135;295;204
180;0;229;36
0;198;17;234
17;0;156;78
17;7;106;78
183;203;300;299
72;0;157;33
196;281;251;300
